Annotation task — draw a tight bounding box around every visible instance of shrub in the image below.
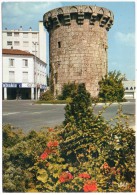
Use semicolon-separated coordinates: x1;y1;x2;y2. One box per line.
39;90;54;101
58;82;78;100
3;124;24;148
3;126;53;192
98;71;125;102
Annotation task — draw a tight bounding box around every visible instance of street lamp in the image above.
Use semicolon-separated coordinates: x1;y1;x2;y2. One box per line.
33;42;39;100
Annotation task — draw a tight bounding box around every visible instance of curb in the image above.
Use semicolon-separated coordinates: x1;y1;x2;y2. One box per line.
31;103;67;105
34;102;131;106
92;102;131;106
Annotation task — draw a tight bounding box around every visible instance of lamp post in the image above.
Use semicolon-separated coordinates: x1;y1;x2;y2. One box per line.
33;42;38;100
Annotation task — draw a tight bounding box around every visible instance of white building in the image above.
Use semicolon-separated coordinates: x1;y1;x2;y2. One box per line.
2;21;46;63
122;80;136;99
2;49;47;100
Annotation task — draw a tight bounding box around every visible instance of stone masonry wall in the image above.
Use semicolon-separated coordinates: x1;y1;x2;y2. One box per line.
43;5;114;97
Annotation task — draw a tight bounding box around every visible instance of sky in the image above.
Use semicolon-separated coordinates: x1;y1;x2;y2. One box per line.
1;0;136;80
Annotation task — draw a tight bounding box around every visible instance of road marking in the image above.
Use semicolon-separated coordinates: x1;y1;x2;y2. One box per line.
3;112;20;116
32;112;44;114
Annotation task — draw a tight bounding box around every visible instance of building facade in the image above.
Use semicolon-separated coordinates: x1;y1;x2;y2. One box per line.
43;5;114;97
2;49;47;100
122;80;136;99
2;21;46;63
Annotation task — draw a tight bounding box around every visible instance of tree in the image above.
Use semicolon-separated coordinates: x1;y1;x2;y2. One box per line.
60;83;107;162
63;83;93;128
98;71;125;102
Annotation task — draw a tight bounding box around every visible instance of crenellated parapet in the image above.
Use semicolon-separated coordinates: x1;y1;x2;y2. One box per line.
43;5;114;31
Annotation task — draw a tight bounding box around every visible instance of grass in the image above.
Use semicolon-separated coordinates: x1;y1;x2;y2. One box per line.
35;100;69;104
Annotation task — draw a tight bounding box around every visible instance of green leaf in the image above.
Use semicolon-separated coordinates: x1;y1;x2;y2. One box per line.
37;173;48;183
68;167;74;172
37;169;48;183
37;168;47;175
53;173;59;178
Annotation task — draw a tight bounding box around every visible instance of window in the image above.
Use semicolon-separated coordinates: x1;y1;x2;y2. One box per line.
126;87;128;90
14;41;20;46
9;71;15;82
23;33;28;38
7;41;12;46
14;32;19;37
7;32;12;36
23;41;29;47
22;59;28;67
9;59;14;67
58;41;61;48
32;33;37;38
22;72;28;82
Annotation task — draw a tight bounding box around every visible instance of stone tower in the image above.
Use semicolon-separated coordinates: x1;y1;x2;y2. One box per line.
43;5;114;97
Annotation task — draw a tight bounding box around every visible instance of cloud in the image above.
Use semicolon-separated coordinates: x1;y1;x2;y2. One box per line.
2;2;63;30
115;32;135;47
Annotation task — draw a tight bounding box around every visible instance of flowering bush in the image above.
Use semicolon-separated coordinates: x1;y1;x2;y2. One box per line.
3;84;135;192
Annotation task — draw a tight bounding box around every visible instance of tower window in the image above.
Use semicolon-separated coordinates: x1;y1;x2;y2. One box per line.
58;41;61;48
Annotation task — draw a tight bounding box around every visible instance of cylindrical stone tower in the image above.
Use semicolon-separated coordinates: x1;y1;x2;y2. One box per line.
43;5;114;97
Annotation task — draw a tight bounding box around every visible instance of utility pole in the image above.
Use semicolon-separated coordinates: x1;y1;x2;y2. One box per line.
33;42;38;100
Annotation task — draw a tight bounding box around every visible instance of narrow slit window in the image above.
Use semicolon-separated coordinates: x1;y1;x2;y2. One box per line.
58;41;61;48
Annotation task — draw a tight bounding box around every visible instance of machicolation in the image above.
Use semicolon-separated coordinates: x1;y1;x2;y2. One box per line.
43;5;114;97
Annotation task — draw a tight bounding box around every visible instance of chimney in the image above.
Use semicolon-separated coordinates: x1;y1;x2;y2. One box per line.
29;27;32;31
20;26;22;30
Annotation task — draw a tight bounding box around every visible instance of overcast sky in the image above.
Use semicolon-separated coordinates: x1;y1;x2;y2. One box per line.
1;0;136;80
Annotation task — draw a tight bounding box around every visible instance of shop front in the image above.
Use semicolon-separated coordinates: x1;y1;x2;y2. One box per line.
2;82;47;100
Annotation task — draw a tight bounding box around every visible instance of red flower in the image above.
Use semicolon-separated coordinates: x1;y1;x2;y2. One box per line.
79;172;91;179
59;172;73;183
83;180;97;192
40;152;48;160
40;148;52;160
103;162;110;169
47;141;59;148
103;162;109;169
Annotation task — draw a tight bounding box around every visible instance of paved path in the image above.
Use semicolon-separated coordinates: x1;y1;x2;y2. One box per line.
2;100;135;133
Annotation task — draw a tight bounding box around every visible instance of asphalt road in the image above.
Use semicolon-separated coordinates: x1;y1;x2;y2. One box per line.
2;100;135;133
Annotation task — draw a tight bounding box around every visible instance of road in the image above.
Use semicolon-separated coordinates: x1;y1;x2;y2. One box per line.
2;100;135;133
